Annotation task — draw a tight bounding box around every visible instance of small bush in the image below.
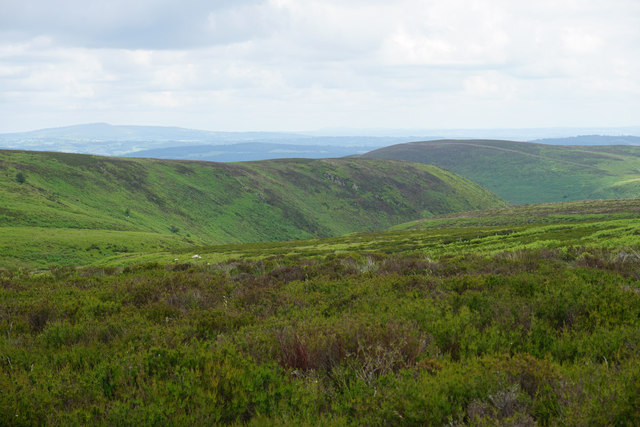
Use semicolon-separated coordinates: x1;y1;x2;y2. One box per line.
27;301;56;333
193;309;251;338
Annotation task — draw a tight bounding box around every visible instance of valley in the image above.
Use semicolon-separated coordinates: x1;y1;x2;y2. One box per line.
0;149;504;268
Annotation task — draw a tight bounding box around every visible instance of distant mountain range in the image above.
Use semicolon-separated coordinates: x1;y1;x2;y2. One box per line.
0;123;302;143
2;123;639;162
0;123;418;158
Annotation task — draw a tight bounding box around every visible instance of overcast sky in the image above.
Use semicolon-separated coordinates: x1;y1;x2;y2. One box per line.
1;0;639;133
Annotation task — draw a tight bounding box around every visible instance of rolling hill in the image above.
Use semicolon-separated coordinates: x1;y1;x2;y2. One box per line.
0;150;505;267
362;139;640;204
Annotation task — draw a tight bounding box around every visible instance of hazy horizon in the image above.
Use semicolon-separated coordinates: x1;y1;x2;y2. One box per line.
0;122;640;137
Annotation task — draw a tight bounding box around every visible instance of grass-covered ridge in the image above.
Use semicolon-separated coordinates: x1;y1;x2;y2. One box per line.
0;150;505;267
1;198;640;424
362;139;640;204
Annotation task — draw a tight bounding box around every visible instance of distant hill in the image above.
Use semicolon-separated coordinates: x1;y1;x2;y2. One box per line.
0;150;505;266
362;139;640;204
124;142;380;162
533;135;640;145
0;123;301;143
0;123;415;158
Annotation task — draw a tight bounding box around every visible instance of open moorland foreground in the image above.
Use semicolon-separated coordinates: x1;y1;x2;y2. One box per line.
2;195;640;424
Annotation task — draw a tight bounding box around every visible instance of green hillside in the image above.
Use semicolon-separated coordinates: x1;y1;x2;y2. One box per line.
2;199;640;425
0;150;504;267
95;198;640;267
362;139;640;204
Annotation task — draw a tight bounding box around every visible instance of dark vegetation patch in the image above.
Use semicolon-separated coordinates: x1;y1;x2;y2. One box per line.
172;164;195;175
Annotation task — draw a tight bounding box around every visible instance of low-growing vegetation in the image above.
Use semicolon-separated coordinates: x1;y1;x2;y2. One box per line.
2;205;640;424
106;199;640;268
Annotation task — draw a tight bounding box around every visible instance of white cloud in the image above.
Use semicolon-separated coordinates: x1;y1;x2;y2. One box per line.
561;29;603;55
0;0;639;132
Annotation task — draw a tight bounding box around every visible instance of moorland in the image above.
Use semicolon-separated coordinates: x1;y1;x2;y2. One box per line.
1;142;640;425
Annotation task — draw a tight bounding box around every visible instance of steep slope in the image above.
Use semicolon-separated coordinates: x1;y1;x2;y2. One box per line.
362;139;640;204
0;150;505;266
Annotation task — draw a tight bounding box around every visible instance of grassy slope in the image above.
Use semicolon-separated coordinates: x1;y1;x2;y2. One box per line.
362;139;640;204
0;150;504;267
102;198;640;267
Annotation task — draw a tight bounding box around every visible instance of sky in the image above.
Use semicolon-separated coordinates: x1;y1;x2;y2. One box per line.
1;0;639;133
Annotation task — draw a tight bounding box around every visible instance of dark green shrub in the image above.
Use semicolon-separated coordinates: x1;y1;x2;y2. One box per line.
27;301;56;333
194;309;251;339
41;321;88;348
145;301;181;324
125;279;158;307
